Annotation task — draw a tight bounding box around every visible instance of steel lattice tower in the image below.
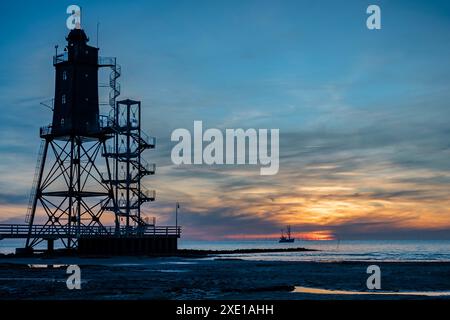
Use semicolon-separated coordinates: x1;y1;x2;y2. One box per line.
10;25;181;255
24;28;116;249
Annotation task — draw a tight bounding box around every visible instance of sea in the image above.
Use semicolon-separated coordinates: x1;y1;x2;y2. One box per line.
1;239;450;262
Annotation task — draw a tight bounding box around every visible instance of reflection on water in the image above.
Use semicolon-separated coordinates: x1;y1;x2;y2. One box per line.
0;277;66;282
159;261;197;265
109;263;141;267
293;286;450;297
28;264;67;269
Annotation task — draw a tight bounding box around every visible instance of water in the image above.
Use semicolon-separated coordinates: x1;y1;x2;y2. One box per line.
293;286;450;297
0;239;52;254
2;238;450;262
179;239;450;262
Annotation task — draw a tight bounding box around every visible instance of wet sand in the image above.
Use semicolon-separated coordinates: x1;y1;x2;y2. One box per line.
1;255;450;300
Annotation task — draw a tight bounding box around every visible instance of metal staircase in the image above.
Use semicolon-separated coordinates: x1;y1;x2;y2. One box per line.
98;56;121;109
130;158;156;179
131;187;156;205
131;131;156;152
101;99;156;232
109;64;121;107
25;140;45;223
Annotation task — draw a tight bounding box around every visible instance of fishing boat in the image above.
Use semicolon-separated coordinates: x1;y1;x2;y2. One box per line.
279;225;295;243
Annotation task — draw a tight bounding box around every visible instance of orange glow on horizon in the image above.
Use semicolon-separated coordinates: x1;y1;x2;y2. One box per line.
223;230;336;241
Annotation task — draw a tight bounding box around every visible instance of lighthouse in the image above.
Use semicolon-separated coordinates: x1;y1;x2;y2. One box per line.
24;27;116;250
52;28;100;136
11;21;181;254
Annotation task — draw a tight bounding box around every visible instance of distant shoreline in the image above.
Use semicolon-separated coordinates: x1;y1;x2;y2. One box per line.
177;247;318;256
0;247;317;259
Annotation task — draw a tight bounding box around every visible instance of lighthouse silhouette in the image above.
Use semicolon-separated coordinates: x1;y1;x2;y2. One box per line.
52;28;100;136
20;19;180;254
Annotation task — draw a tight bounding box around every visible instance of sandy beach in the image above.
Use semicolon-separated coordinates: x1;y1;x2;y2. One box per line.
1;254;450;300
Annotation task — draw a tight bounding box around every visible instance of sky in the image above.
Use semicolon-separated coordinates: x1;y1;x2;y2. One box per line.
1;0;450;240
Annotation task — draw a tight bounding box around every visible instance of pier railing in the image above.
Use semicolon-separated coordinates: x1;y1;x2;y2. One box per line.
0;224;181;239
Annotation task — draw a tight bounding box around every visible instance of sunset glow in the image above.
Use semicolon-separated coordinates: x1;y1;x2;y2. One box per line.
1;0;450;241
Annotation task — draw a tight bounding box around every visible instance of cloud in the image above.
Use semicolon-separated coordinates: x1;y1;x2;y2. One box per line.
2;0;450;240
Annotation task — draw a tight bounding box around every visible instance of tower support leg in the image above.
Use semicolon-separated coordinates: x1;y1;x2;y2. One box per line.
47;239;54;253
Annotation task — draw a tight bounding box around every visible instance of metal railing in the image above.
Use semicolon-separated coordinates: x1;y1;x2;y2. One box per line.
99;115;114;129
0;224;181;239
140;131;156;147
98;56;116;67
53;52;68;65
139;188;156;201
102;145;133;155
40;116;114;136
40;125;52;136
54;55;119;67
138;158;156;173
